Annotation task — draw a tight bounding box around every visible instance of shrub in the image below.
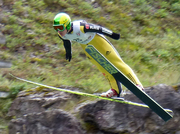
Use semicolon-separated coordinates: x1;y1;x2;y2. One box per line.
171;2;180;15
154;9;169;18
8;84;25;99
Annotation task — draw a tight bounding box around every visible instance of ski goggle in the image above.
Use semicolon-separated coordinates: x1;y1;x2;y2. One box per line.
53;25;65;32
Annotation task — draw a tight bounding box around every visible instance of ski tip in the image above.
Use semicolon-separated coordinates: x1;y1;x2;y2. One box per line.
9;73;15;78
164;108;173;113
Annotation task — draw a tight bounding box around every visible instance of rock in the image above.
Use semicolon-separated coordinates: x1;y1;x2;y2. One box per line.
0;32;6;44
8;84;180;134
8;88;80;118
8;109;85;134
79;84;180;134
176;131;180;134
0;61;12;68
0;0;3;6
8;88;85;134
173;84;180;93
0;91;9;98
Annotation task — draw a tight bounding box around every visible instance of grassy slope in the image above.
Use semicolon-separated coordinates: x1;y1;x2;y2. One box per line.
0;0;180;132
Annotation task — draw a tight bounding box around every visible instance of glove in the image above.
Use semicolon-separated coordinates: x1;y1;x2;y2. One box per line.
66;52;72;62
111;32;120;40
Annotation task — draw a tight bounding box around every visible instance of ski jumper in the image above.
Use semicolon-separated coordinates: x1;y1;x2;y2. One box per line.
58;20;143;94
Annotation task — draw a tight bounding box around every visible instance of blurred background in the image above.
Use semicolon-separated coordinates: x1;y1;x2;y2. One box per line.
0;0;180;133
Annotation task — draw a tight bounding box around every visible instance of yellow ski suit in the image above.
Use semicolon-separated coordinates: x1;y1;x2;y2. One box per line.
58;20;143;95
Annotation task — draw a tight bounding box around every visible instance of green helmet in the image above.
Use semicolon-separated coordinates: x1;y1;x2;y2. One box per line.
53;13;71;31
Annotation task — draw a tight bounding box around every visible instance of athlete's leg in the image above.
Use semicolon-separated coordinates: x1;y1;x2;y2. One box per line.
88;34;143;88
80;43;122;95
102;72;122;96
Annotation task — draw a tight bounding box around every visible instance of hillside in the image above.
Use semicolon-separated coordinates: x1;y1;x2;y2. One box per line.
0;0;180;133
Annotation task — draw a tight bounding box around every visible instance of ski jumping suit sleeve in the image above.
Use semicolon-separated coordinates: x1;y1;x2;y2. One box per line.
58;21;143;94
58;35;72;62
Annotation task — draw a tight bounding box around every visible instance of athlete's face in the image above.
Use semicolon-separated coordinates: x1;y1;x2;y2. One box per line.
58;29;67;37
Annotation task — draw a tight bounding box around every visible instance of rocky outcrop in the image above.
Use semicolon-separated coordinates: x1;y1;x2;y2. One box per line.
8;84;180;134
77;84;180;134
8;87;80;118
9;109;85;134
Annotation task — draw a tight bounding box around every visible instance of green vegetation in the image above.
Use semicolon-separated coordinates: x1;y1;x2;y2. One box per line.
1;0;180;132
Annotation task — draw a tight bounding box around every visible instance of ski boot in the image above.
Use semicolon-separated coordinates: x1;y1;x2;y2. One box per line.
100;89;119;98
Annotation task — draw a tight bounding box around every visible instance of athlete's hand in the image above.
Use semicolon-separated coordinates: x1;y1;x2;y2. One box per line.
66;52;72;62
112;32;120;40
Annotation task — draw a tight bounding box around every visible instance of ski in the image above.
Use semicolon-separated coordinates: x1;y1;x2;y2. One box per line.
9;73;172;113
85;45;173;122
